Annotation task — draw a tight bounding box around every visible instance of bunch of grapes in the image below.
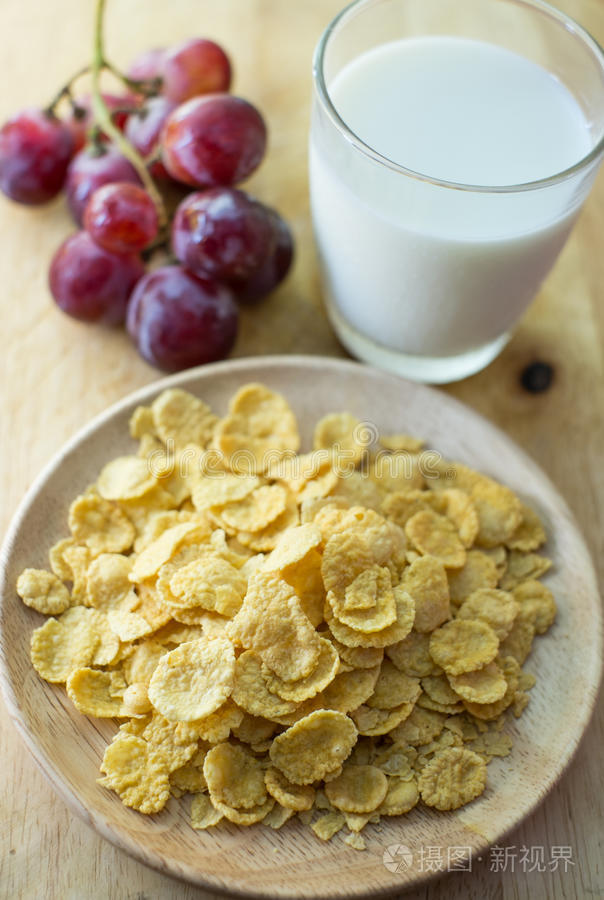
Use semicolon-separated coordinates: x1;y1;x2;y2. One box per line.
0;34;293;371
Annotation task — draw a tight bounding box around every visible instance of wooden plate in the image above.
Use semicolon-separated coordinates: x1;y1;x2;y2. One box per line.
0;356;601;897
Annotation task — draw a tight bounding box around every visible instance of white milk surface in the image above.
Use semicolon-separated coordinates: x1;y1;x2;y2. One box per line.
310;37;592;357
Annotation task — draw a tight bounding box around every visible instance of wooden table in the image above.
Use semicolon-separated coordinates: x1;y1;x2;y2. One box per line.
1;1;602;898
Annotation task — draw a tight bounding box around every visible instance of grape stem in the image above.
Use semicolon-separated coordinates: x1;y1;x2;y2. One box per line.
91;0;168;232
46;66;91;116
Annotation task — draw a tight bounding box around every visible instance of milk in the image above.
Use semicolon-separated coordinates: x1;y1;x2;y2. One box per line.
310;37;594;364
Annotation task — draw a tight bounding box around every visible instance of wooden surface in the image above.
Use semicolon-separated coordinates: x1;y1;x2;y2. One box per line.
0;0;603;898
1;356;601;899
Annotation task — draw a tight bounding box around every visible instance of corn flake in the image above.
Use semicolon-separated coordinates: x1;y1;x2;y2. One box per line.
325;764;388;813
405;511;466;569
265;766;315;811
418;747;487;810
69;494;135;555
17;568;71;615
429;619;499;676
204;742;267;809
148;636;235;722
214;383;300;471
270;710;357;785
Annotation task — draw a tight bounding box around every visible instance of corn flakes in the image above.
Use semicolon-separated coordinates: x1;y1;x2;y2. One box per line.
16;383;557;849
17;568;71;615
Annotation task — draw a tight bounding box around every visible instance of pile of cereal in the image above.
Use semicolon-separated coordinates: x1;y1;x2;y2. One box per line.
16;384;556;850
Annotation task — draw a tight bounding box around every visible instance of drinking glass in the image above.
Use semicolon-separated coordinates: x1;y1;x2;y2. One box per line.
310;0;604;383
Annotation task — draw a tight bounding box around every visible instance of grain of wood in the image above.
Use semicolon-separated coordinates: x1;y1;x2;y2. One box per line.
0;1;603;899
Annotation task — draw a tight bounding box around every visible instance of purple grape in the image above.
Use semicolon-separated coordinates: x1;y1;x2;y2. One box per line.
49;230;144;325
171;188;274;283
65;144;142;225
0;109;74;205
127;265;238;371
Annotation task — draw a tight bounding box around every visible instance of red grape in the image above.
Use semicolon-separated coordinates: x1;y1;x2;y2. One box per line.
84;183;159;254
161;94;266;188
65;93;136;151
49;231;144;325
65;144;142;225
125;96;176;178
162;39;231;103
127;265;238;371
171;188;273;283
127;47;166;84
236;206;294;302
0;109;74;205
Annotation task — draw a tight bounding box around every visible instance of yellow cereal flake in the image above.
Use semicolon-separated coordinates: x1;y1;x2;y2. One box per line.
129;404;156;440
367;660;421;709
331;638;383;670
370;452;425;494
429;619;499;676
463;656;521;720
232;650;298;719
512;580;556;634
448;662;507;704
330;472;382;511
351;702;415;736
498;612;536;665
168;555;246;617
401;556;450;633
389;706;446;746
85;553;132;609
264;523;322;572
66;667;126;717
325;764;388;813
456;588;519;641
30;606;101;682
204;742;267;809
151;388;218;450
447;550;499;607
270;710;357;785
467;475;523;548
97;456;157;501
321;665;381;713
227;571;322;681
328;567;397;633
386;631;441;677
48;537;76;581
236;493;300;552
265;766;315;811
69;494;135;555
98;733;170;814
379;777;419;815
192;699;244;743
17;568;71;615
442;489;479;548
500;551;552;591
326;586;415;650
148;636;235;722
219;484;287;533
214;383;300;471
313;412;367;464
418;747;487;810
191;792;223;829
311;811;345;841
212;795;275;825
506;503;547;552
263;637;339;702
130;521;209;582
405;511;466;569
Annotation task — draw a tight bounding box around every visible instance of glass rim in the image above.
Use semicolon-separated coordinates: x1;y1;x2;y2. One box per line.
312;0;604;193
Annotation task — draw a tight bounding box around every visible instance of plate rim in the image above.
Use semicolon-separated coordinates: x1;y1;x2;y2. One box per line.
1;353;602;898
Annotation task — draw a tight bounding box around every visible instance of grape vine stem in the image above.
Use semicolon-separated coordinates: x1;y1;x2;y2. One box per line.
91;0;168;232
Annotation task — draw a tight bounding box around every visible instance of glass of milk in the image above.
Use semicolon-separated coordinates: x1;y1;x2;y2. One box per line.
310;0;604;383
